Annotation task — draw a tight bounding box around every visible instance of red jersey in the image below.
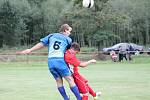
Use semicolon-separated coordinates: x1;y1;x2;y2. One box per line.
65;49;91;95
64;50;81;74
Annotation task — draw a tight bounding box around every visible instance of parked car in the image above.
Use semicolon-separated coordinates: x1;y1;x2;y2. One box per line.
148;48;150;55
102;43;144;54
129;43;144;51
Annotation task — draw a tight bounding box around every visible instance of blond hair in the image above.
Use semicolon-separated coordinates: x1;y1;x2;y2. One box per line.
59;24;72;32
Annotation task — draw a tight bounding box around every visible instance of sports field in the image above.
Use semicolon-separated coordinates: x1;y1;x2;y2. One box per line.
0;55;150;100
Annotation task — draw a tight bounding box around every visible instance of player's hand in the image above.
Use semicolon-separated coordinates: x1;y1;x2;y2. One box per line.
16;49;32;55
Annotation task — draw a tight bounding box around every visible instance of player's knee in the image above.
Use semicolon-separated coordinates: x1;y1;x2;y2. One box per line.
64;76;75;86
56;78;63;87
65;75;73;81
82;93;89;96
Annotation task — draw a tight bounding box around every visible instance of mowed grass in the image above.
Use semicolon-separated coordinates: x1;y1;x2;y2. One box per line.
0;56;150;100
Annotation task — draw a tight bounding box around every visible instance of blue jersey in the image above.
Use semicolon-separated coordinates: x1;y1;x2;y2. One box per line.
40;33;72;59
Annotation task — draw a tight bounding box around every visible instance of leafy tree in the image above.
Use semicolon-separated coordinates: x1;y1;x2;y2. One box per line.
0;0;150;49
0;0;18;47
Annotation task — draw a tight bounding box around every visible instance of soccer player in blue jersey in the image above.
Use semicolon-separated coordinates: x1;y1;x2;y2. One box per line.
19;24;81;100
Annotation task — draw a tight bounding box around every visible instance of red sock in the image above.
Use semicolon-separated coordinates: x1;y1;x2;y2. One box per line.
88;85;96;97
82;95;88;100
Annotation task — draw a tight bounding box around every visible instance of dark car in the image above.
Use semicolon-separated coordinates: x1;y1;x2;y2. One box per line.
148;48;150;55
102;43;144;54
129;43;144;51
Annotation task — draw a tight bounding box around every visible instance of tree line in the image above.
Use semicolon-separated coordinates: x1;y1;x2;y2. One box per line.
0;0;150;50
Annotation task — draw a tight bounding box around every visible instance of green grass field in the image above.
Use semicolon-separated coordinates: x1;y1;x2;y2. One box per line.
0;56;150;100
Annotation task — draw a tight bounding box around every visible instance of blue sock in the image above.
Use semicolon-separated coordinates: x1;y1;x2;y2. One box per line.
58;86;69;100
70;86;82;100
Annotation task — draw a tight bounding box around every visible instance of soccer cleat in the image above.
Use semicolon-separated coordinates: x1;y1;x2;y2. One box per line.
93;91;102;100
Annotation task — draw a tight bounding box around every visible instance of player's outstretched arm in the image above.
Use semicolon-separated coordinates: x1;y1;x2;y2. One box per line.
17;42;45;54
79;59;96;67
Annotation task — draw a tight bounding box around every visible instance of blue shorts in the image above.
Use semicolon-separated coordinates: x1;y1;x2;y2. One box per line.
48;58;71;80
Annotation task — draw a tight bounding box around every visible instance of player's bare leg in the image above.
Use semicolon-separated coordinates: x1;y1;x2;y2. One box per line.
56;77;70;100
64;76;82;100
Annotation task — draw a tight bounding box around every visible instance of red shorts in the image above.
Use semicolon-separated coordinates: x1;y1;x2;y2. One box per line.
73;73;89;94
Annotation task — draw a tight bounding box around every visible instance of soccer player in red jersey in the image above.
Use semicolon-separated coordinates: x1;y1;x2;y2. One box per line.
64;42;101;100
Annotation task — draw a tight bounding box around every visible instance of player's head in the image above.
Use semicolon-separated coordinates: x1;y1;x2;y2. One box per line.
59;24;72;36
71;42;80;53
